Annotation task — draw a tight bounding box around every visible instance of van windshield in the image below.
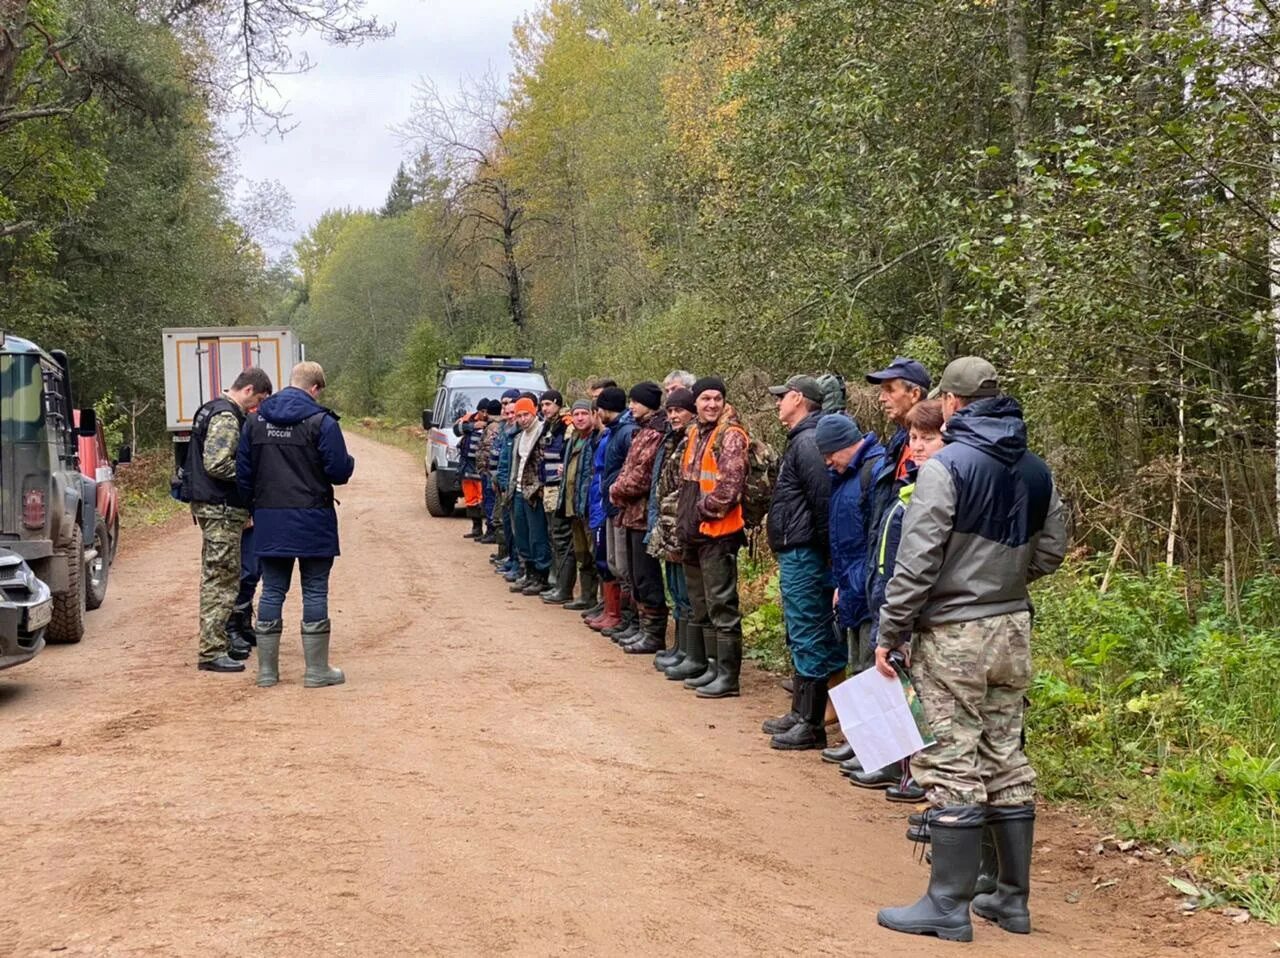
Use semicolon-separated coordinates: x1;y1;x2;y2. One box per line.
0;353;45;443
441;386;508;426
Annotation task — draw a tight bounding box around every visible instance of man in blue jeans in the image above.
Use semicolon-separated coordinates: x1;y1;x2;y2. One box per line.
237;360;356;688
760;374;840;750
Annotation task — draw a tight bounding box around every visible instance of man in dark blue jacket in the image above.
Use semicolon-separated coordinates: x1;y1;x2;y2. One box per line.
600;387;638;640
237;361;355;690
760;375;836;751
864;356;931;570
875;357;1066;942
815;413;885;768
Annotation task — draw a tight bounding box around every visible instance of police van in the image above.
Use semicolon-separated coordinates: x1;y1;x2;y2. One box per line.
421;356;549;517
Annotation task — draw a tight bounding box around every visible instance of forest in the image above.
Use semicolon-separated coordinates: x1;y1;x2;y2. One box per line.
3;0;1277;916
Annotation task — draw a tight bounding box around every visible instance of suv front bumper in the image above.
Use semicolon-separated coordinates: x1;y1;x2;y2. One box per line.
0;552;51;670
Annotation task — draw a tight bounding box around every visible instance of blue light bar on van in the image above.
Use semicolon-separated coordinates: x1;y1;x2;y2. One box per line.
460;355;535;371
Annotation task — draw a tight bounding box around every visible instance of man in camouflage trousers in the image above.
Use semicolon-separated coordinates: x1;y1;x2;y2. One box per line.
874;358;1067;943
185;368;274;673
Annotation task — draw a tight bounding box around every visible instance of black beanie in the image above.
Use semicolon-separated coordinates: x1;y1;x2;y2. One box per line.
692;376;727;399
629;381;663;411
665;387;696;413
475;398;488;411
540;389;564;406
485;399;502;415
596;386;626;413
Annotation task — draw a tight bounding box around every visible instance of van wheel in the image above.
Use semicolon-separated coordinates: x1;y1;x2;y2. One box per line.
86;522;110;611
424;471;451;517
47;525;86;644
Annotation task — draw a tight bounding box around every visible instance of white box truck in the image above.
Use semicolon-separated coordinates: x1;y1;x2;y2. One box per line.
162;326;302;467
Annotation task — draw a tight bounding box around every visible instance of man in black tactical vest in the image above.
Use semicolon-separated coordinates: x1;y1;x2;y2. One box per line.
186;367;274;672
236;361;356;689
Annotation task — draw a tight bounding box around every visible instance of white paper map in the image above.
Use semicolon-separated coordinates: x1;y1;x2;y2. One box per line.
829;667;928;772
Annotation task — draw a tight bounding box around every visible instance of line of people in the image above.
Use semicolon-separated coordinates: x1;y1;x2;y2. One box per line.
457;354;1066;944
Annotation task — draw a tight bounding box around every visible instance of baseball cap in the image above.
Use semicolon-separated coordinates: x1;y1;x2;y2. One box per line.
865;356;932;391
933;356;999;398
768;374;823;404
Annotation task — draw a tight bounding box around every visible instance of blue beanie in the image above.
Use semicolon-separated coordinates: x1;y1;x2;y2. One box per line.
501;388;521;401
814;413;863;454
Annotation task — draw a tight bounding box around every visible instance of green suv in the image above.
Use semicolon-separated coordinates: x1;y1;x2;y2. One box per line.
0;332;100;645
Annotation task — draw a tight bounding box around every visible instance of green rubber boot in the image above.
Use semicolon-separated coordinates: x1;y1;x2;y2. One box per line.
256;619;283;688
301;619;345;688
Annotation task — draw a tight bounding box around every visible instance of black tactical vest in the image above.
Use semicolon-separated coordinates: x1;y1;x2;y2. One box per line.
186;397;248;508
245;412;333;510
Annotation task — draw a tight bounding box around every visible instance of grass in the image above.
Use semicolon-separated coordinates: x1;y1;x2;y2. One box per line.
115;447;184;532
344;417;427;458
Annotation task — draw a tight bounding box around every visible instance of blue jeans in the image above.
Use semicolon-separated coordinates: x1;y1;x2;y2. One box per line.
513;494;551;572
778;546;843;678
258;556;334;623
665;561;691;622
481;476;496;527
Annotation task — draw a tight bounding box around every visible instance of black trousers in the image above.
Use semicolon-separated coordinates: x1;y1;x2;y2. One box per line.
626;527;666;610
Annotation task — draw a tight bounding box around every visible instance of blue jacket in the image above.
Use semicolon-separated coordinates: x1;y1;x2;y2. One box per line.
867;426;908;551
237;387;355;558
495;422;517;491
571;432;597;518
867;464;914;648
588;428;612;530
601;411;635;518
828;433;885;630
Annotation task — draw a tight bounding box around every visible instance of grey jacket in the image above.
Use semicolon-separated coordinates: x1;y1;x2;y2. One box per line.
877;396;1067;645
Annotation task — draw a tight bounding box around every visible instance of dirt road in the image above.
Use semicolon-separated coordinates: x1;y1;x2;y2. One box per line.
0;433;1270;956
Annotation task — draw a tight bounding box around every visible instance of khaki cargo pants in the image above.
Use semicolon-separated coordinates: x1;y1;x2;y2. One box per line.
909;611;1036;808
193;503;248;662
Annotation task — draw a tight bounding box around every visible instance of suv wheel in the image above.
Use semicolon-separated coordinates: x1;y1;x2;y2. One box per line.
424;470;451;517
86;522;109;611
47;524;86;644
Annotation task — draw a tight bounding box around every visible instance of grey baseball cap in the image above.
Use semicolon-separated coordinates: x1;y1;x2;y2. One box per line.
933;356;999;398
768;374;823;404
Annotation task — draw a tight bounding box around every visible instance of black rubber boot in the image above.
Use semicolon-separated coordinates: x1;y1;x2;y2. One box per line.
822;742;854;764
876;804;984;942
762;674;802;734
666;623;707;681
608;608;640;643
624;606;668;654
839;755;864;777
542;551;576;604
682;625;719;688
696;632;741;698
971;805;1034;934
227;607;257;649
522;570;550;596
850;764;899;788
464;512;484;538
255;619;282;688
565;567;598;612
770;675;827;749
654;617;686;670
975;825;998;896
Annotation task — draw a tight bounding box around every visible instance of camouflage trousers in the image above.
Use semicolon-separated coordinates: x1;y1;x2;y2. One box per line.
193;504;248;662
909;611;1036;808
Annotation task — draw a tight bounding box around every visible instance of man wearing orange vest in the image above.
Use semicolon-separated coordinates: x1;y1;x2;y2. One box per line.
675;376;749;698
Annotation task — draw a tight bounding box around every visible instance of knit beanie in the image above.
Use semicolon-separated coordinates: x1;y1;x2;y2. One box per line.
570;399;593;412
501;388;521;401
814;413;863;454
595;387;626;413
665;388;696;414
513;397;537;416
691;376;727;399
485;399;503;415
629;381;663;411
541;389;564;406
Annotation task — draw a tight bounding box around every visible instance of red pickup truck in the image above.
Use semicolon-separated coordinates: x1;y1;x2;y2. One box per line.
73;412;125;610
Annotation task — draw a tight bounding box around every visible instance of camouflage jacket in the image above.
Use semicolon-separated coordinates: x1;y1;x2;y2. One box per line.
476;420;502;477
608;408;667;531
202;410;241;481
677;407;749;542
646;422;689;561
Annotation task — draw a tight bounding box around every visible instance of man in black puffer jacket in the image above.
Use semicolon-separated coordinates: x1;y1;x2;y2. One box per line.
760;374;838;752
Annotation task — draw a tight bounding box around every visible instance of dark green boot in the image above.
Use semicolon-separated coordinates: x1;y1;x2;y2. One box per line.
683;624;720;688
877;804;984;942
696;632;741;698
654;617;686;670
971;804;1034;934
301;619;345;688
256;619;283;688
666;623;707;680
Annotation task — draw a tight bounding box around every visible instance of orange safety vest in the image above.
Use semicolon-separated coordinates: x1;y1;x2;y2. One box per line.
682;419;746;538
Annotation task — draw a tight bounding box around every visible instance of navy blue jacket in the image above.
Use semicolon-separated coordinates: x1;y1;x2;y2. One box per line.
237;387;355;558
601;410;636;519
828;433;885;629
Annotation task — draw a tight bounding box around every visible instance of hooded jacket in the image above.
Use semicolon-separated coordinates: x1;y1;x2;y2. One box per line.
237;386;355;558
765;411;830;555
601;410;637;520
609;408;667;531
828;433;886;630
877;396;1067;644
588;427;612;531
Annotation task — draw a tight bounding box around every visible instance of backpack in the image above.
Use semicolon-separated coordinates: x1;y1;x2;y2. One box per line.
714;426;777;530
816;372;847;414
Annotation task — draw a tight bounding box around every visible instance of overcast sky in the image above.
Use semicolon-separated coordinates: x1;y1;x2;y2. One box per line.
232;0;535;257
